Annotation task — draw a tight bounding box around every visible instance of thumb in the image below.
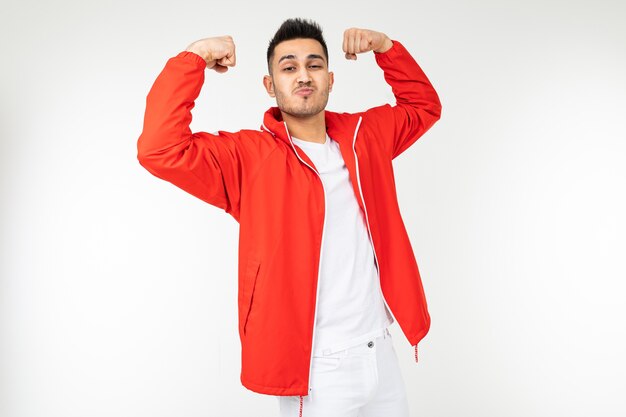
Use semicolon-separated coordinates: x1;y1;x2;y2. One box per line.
217;52;236;67
210;63;229;73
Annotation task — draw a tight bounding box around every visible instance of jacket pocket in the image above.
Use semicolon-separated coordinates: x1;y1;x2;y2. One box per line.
242;257;261;336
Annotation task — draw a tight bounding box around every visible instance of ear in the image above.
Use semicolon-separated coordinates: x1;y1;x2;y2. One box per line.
263;75;275;97
328;71;334;93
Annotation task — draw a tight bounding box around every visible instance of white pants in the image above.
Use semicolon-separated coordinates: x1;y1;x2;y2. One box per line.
276;328;410;417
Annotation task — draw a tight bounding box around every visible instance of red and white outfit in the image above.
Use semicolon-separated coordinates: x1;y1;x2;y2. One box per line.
290;133;393;356
281;134;407;416
137;39;442;416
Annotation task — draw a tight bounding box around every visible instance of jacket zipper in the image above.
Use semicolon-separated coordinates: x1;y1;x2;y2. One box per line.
351;116;398;332
282;121;326;398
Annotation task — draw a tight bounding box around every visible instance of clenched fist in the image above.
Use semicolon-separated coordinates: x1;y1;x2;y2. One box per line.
185;35;236;73
342;28;393;60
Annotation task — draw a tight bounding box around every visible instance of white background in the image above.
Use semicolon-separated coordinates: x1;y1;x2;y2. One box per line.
1;0;625;416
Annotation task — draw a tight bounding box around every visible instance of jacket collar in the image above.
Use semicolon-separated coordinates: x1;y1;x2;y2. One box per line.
260;106;361;146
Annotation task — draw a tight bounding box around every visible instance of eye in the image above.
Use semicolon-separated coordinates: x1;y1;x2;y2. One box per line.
283;66;295;71
309;65;322;69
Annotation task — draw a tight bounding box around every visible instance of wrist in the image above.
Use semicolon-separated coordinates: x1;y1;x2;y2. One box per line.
374;37;393;53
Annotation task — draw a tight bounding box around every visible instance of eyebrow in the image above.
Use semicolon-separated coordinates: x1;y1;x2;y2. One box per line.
278;54;326;64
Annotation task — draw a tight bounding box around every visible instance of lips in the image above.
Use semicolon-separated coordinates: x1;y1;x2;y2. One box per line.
295;87;314;96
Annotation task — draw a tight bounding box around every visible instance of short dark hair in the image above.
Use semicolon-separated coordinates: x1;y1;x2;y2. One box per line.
266;18;329;74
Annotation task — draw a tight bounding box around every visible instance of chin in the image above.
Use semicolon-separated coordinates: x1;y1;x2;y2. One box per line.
280;100;328;118
293;109;325;118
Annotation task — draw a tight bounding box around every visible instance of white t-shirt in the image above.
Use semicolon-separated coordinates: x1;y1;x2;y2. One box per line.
291;133;393;356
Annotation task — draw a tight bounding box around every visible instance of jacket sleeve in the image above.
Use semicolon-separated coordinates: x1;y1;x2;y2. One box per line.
137;50;242;216
364;40;442;160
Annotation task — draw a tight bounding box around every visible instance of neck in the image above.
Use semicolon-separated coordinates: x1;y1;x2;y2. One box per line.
281;110;327;143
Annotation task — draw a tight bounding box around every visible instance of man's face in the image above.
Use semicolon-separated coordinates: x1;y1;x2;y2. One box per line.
263;38;334;118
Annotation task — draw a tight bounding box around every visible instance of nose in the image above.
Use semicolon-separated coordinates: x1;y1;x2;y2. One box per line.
296;67;312;84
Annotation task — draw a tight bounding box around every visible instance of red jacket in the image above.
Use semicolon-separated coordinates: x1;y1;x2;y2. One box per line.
137;39;442;397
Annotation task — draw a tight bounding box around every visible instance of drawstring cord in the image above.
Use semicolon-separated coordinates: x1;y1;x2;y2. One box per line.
414;344;419;362
298;395;303;417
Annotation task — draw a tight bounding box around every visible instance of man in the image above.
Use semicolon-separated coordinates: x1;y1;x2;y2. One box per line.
138;17;441;417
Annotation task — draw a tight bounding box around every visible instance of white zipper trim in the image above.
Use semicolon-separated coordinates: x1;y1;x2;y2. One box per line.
351;116;399;328
282;121;325;397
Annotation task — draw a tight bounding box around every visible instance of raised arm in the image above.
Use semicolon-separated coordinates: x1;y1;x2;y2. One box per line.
342;28;442;160
137;36;243;216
